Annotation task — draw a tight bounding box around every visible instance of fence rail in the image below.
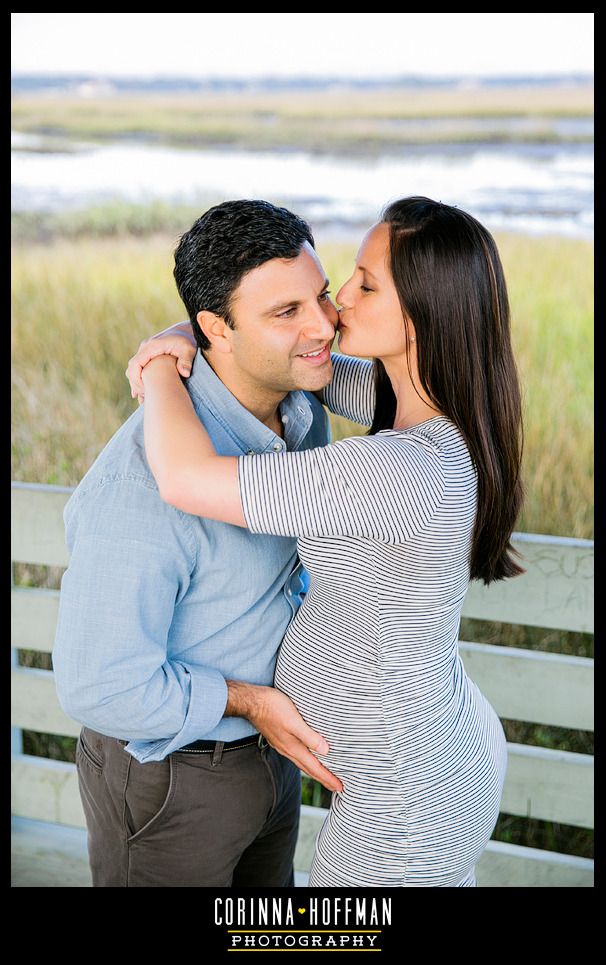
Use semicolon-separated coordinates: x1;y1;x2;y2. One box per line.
11;481;594;887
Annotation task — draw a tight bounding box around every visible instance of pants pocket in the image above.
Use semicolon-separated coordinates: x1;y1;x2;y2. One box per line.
124;754;176;843
77;727;105;774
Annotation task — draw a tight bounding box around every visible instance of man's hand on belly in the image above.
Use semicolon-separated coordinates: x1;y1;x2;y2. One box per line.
225;680;343;793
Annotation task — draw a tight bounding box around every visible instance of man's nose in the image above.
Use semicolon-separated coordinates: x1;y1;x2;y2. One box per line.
303;301;338;339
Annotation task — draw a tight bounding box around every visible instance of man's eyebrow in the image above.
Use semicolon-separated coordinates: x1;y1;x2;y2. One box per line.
264;278;330;316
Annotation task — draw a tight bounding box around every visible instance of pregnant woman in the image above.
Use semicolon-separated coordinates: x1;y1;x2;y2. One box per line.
128;196;523;887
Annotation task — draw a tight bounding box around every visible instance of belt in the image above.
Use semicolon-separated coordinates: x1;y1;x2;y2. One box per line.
177;733;268;754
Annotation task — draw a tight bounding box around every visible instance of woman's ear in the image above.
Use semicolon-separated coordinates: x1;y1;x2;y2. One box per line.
196;311;234;354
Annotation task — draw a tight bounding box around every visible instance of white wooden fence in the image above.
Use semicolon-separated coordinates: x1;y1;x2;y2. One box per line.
11;481;594;887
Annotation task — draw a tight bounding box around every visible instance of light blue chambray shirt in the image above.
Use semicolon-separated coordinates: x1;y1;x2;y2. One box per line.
52;351;330;763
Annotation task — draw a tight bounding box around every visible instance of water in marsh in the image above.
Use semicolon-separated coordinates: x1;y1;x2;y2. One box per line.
11;131;593;239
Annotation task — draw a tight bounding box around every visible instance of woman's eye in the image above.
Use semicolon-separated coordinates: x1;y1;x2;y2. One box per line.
361;285;373;293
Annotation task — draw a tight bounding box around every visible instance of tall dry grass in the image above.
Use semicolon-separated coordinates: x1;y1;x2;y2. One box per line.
12;232;593;540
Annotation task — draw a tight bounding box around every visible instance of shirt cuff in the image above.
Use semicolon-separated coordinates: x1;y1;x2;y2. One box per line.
124;664;228;763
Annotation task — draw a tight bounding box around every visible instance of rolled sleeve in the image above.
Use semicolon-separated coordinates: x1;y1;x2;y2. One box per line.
125;663;228;762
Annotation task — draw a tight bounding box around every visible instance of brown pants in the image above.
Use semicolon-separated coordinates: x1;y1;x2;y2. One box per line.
76;726;301;887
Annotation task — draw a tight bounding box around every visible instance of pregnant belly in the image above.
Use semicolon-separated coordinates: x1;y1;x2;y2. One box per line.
274;629;388;775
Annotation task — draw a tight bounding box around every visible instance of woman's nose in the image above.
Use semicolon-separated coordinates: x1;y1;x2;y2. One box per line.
324;297;339;326
336;280;352;308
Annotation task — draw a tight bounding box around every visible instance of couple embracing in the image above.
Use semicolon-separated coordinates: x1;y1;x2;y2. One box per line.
53;196;523;888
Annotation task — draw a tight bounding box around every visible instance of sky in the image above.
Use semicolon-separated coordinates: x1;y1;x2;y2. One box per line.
11;12;594;79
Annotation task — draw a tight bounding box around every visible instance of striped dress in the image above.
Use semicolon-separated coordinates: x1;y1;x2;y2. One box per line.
237;355;508;887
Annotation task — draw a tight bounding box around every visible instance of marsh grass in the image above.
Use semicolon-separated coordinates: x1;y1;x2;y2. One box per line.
11;230;593;528
11;85;594;151
11;200;223;245
11;226;593;859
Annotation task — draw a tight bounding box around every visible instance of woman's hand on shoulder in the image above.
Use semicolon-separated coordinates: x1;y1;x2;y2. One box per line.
126;322;197;403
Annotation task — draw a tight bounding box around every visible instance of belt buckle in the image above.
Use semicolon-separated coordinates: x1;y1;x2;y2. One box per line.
257;733;269;750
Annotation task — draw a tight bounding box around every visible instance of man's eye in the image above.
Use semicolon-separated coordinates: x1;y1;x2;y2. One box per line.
319;290;332;302
277;307;297;318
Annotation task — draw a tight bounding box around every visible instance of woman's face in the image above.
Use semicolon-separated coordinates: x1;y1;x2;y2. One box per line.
336;222;410;361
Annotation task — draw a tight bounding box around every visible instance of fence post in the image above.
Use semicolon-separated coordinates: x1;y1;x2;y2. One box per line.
11;562;23;755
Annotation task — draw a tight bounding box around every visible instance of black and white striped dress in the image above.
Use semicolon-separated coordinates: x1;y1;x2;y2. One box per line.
238;355;507;887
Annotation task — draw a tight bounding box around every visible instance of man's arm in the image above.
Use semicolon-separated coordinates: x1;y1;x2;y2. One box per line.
53;476;342;787
52;478;228;761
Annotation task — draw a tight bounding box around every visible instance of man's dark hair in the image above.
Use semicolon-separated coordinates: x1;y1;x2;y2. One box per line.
174;199;315;351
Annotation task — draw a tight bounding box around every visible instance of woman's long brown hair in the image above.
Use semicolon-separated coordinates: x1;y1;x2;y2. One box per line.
370;197;524;585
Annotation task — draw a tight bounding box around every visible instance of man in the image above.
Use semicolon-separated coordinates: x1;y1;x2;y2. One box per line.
53;199;342;888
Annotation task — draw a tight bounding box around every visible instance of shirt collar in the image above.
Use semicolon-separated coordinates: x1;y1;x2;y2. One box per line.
186;351;314;454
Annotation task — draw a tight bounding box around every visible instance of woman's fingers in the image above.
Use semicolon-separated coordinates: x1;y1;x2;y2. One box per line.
125;335;195;398
126;357;145;398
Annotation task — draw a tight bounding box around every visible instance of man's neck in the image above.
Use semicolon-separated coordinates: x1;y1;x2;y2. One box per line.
202;351;286;436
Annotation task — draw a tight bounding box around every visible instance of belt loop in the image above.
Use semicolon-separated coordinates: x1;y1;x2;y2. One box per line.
211;741;225;766
257;733;269;752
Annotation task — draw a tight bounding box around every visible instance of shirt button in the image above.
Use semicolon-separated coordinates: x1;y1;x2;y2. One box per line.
282;414;289;423
286;588;292;596
246;449;255;455
273;442;284;452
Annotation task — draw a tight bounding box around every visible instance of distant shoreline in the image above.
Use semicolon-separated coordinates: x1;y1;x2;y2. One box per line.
11;130;594;156
10;72;594;97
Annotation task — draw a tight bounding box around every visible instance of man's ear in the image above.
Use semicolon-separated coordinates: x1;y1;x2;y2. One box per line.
196;311;234;354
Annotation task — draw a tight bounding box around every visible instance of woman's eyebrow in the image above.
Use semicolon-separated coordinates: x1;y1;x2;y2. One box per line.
357;265;379;281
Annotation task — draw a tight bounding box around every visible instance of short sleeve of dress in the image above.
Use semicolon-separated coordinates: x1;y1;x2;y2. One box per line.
320;353;375;427
238;432;445;543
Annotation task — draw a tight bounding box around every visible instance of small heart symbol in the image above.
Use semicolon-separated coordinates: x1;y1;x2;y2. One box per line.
298;907;306;914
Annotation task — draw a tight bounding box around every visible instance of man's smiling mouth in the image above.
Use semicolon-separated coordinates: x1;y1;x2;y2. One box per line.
296;343;331;362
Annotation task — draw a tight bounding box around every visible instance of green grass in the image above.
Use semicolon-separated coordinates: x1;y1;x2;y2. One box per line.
11;224;593;860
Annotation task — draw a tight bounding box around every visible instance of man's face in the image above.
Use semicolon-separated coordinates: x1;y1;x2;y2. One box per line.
222;242;338;394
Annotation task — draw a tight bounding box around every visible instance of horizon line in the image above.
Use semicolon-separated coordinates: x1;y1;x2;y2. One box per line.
11;70;594;81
